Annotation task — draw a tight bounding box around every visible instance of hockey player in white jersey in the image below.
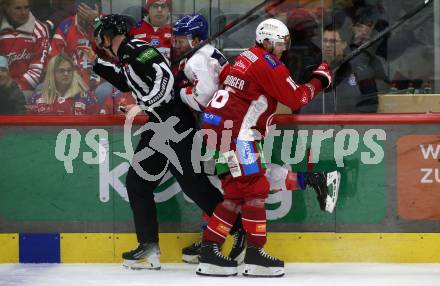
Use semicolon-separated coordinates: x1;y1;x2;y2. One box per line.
173;14;230;112
172;14;247;265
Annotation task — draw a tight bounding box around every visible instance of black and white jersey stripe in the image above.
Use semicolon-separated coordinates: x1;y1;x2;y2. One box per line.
142;62;173;106
124;65;150;98
93;38;174;109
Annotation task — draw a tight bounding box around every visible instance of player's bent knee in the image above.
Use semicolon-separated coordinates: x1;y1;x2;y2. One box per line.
244;198;265;208
222;199;241;213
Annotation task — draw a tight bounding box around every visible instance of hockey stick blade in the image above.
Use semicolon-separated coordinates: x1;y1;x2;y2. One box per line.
325;171;340;213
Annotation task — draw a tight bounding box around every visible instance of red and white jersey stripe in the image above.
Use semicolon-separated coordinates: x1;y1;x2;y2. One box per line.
0;13;50;91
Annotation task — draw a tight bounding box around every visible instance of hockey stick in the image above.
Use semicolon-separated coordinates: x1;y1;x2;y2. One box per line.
331;0;433;73
171;0;286;66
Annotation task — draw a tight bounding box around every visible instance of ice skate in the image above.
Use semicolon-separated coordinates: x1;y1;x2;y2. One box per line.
122;243;161;270
305;171;340;213
228;228;246;264
196;242;237;277
182;240;202;264
243;246;284;277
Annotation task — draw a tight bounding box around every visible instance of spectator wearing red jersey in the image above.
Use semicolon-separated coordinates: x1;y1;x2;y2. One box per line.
129;0;171;59
0;0;50;98
49;0;101;88
27;54;98;115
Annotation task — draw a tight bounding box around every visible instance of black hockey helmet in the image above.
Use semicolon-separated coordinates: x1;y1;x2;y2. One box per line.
94;14;136;48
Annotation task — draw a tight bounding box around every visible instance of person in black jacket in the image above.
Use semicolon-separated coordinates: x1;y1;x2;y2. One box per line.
31;0;76;36
80;14;239;270
0;55;25;114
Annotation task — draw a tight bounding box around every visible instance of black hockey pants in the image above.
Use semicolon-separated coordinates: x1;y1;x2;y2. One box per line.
125;97;226;243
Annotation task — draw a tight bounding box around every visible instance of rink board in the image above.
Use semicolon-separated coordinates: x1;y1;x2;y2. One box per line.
1;115;440;264
2;233;440;263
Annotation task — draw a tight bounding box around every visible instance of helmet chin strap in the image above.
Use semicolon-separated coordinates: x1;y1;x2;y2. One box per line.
110;45;118;58
267;40;275;54
106;38;118;58
187;35;194;48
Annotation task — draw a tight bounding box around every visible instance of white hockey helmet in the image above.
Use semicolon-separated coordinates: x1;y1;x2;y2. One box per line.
256;18;291;47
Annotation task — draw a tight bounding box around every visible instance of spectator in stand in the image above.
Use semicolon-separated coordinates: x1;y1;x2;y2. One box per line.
301;22;381;113
31;0;76;37
0;0;50;99
264;0;297;22
129;0;171;60
351;5;389;61
27;54;98;115
0;55;26;114
283;8;322;85
49;0;101;89
350;6;388;109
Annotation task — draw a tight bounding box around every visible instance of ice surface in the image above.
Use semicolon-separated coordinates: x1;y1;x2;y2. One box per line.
0;263;439;286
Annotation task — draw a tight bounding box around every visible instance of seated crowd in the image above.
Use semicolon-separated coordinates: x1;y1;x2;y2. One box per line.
0;0;433;115
0;0;162;115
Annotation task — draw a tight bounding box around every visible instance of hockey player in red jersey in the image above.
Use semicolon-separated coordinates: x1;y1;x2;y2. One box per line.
174;14;339;267
129;0;171;60
172;14;246;265
196;18;333;277
0;0;50;95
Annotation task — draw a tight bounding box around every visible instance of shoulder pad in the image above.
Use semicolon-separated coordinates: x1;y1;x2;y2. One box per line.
262;53;280;69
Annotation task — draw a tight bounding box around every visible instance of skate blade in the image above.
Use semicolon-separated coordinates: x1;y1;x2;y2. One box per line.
182;254;199;264
325;171;341;213
122;259;161;270
243;264;285;277
196;263;238;277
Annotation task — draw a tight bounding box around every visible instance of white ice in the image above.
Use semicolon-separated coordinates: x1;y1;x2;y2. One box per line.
1;263;439;286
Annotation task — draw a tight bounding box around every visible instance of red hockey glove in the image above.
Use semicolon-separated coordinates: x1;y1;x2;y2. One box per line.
312;62;333;89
